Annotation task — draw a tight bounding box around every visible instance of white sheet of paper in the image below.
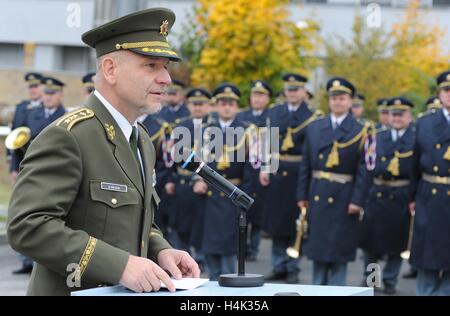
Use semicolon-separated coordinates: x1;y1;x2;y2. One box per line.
160;278;209;290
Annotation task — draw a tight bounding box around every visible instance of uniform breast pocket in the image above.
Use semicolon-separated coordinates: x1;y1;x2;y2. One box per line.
90;180;140;208
89;180;141;240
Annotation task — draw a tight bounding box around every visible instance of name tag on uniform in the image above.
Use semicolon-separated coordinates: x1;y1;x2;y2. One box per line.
100;182;128;193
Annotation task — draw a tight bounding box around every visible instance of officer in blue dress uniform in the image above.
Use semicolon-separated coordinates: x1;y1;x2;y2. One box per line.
418;96;442;118
409;70;450;295
375;98;390;131
360;97;415;294
192;83;249;281
8;73;44;182
171;88;211;267
10;77;66;173
237;80;272;261
261;73;321;284
297;77;369;286
351;93;366;124
10;76;66;274
82;72;96;99
141;80;190;244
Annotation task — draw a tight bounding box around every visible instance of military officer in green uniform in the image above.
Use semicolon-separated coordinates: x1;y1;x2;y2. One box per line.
7;8;200;296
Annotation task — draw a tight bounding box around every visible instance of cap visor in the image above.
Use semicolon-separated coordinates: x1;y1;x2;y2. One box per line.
328;90;350;97
130;48;181;61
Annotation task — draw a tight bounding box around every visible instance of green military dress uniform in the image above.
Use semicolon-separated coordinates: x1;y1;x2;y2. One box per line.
7;95;171;295
7;7;179;296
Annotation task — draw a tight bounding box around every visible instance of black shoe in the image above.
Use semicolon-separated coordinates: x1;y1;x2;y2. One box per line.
383;284;397;295
402;269;418;279
286;272;299;284
12;265;33;275
265;271;287;281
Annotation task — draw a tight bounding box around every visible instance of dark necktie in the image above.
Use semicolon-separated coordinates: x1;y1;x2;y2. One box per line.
129;126;140;168
393;130;399;142
333;120;339;130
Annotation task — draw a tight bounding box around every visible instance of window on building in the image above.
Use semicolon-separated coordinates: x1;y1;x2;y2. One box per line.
0;43;24;69
433;0;450;6
61;46;96;72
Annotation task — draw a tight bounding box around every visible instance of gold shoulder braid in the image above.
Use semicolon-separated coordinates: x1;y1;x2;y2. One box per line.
149;120;173;142
325;121;372;168
281;111;322;151
387;150;414;176
56;108;94;131
217;126;254;170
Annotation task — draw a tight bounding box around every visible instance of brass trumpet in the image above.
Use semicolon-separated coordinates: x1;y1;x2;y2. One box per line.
286;206;308;259
401;211;415;260
5;127;31;150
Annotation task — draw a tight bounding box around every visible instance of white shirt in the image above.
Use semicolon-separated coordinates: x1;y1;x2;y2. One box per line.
330;113;348;129
287;104;300;112
94;90;145;181
44;107;57;118
30;99;41;107
193;118;203;126
219;118;233;131
252;110;263;116
169;104;182;112
137;114;148;123
443;108;450;123
391;128;406;142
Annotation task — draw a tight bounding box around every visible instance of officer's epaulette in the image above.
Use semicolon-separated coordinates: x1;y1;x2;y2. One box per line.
268;102;285;111
26;103;41;110
267;102;279;109
174;115;192;126
56;108;94;131
313;108;325;118
376;127;389;134
418;108;439;119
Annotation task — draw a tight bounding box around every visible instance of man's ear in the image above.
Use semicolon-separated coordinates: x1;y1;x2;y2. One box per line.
101;56;118;85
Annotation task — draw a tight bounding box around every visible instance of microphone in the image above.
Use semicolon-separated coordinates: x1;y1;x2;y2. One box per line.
180;150;254;210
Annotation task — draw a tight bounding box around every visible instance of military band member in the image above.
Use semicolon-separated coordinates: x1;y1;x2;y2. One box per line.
171;88;211;261
154;79;190;246
376;98;390;131
8;72;43;184
192;83;248;280
237;80;272;261
9;72;45;275
7;8;199;295
418;96;443;118
160;79;190;121
261;73;320;284
409;70;450;296
10;77;66;175
360;97;415;295
351;93;366;124
297;77;369;286
274;91;286;106
306;90;314;103
82;72;96;99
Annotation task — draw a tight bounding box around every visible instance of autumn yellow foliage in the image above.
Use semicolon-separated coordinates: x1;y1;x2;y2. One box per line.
324;0;450;118
189;0;320;101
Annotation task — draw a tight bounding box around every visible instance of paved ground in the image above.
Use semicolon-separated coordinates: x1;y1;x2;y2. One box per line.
0;235;417;296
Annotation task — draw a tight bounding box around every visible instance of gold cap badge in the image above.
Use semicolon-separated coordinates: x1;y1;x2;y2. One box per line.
160;20;169;36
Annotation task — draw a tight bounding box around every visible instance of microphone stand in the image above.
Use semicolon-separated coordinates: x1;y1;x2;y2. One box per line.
218;190;264;287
